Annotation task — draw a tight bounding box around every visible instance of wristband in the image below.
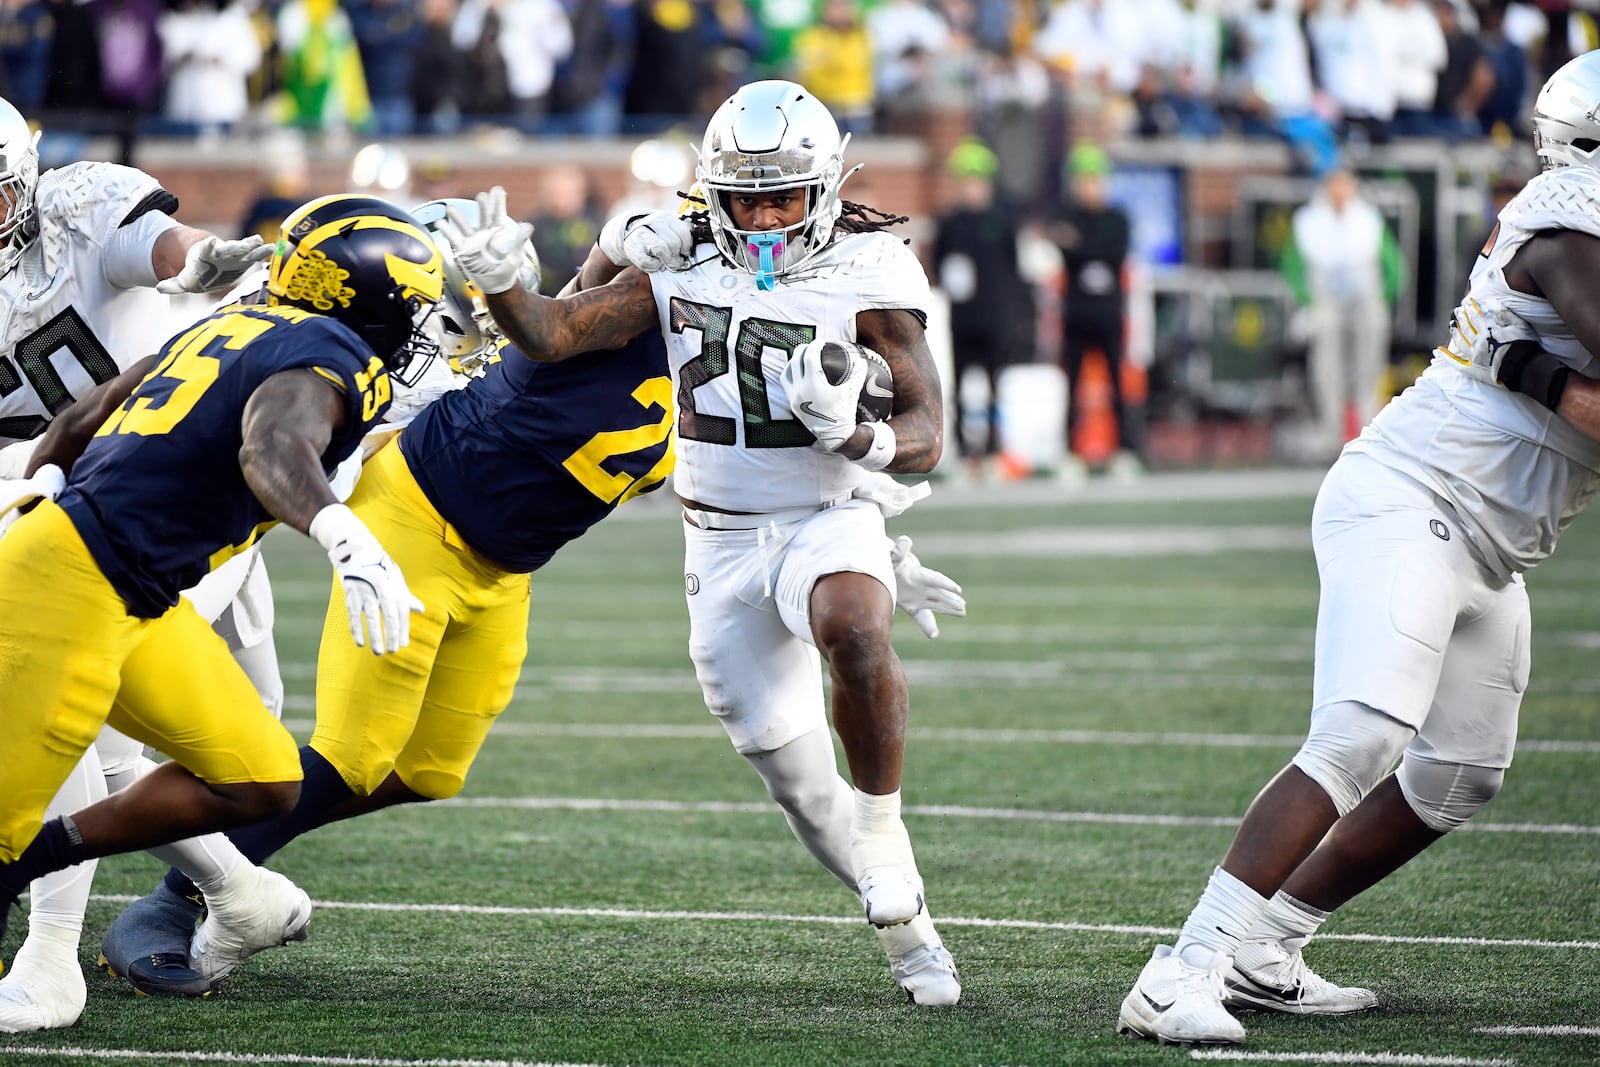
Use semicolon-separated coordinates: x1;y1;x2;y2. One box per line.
1501;345;1571;411
858;421;896;471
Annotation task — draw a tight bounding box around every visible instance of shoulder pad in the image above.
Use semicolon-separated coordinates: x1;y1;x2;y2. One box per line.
1500;167;1600;242
36;163;169;244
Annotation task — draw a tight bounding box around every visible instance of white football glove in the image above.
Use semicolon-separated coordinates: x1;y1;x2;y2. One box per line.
310;503;425;655
436;186;536;296
598;210;695;273
156;234;274;295
782;339;867;452
889;535;965;639
1448;297;1541;386
0;463;65;539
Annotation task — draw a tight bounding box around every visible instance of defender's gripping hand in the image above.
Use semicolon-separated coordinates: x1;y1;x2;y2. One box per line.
1451;298;1541;386
782;339;867;453
310;503;425;655
889;535;966;639
598;211;695;273
438;187;536;295
157;235;274;295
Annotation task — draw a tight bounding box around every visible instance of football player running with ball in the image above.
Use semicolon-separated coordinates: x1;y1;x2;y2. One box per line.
1116;49;1600;1046
441;80;964;1005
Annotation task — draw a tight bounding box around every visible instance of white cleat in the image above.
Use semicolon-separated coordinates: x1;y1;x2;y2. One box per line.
851;822;925;927
1117;944;1246;1046
1225;936;1378;1015
878;912;960;1006
189;866;311;986
0;934;87;1032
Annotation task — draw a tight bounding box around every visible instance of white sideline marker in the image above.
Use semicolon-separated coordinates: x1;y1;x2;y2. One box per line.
0;1051;609;1067
1189;1052;1514;1066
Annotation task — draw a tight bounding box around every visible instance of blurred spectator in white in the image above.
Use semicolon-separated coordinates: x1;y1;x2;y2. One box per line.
547;0;634;136
1232;0;1340;175
792;0;875;136
1280;168;1407;459
412;0;467;133
1431;0;1494;140
0;0;55;111
1033;0;1148;95
160;0;262;138
453;0;571;131
348;0;422;136
866;0;949;100
1383;0;1448;135
1307;0;1397;146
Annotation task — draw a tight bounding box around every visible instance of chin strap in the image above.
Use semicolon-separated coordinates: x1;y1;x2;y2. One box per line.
746;233;784;291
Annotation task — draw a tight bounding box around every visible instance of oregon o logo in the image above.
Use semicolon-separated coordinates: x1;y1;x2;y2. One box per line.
685;573;700;595
1429;519;1450;541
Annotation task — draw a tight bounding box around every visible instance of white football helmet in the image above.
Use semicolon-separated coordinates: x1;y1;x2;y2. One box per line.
1532;50;1600;171
411;196;541;374
0;97;41;276
696;80;859;287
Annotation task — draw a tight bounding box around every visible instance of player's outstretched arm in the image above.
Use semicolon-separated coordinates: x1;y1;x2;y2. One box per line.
853;308;944;474
152;226;273;295
440;187;658;360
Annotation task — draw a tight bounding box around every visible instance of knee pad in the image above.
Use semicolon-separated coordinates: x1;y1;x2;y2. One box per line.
1396;751;1504;832
1292;700;1414;816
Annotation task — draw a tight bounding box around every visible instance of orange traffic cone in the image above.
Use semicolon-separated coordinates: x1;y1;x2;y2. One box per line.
1071;348;1119;468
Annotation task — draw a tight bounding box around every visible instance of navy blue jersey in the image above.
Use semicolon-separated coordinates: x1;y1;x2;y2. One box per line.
60;303;391;617
400;332;672;573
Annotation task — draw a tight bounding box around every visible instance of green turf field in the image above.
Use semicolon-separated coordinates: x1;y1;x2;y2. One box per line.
3;472;1596;1067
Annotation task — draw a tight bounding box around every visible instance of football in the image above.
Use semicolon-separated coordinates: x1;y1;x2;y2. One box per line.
816;341;895;423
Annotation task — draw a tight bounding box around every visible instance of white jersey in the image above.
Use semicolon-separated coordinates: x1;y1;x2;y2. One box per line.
1346;166;1600;577
649;230;931;512
0;162;186;446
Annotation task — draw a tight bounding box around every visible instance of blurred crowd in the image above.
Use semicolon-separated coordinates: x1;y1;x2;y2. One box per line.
2;0;1582;169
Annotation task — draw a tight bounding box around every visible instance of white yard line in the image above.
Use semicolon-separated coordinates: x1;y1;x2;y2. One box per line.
77;896;1600;952
0;1052;606;1067
1476;1026;1600;1037
1190;1053;1515;1066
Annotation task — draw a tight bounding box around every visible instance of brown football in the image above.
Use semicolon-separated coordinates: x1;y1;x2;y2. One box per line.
816;341;894;423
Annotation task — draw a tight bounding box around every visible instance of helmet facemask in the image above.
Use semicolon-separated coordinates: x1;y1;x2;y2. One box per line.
696;81;858;289
387;293;444;388
0;127;41;277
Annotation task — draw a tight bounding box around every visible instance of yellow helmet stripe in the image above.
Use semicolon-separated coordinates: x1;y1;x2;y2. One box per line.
270;214;444;302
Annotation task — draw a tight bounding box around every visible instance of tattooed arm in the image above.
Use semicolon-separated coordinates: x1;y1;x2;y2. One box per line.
562;243;630;296
849;308;944;474
238;369;348;534
487;268;658;362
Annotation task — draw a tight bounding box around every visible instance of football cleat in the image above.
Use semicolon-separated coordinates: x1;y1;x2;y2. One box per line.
1117;944;1246;1046
99;881;207;996
878;912;960;1006
188;866;311;986
1225;936;1378;1015
0;929;87;1032
850;822;925;928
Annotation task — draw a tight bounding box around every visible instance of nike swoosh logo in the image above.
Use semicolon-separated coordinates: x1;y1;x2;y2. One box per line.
863;380;893;398
1141;990;1174;1013
796;401;837;423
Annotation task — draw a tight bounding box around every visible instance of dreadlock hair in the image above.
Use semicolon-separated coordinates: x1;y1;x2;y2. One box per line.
680;192;912;254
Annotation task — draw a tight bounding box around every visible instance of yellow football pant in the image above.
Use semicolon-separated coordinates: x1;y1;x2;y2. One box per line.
312;440;530;799
0;501;301;862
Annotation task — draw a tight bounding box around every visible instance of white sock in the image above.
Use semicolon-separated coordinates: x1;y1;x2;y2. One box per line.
147;833;246;897
852;788;903;834
1174;866;1270;965
1242;890;1328;948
